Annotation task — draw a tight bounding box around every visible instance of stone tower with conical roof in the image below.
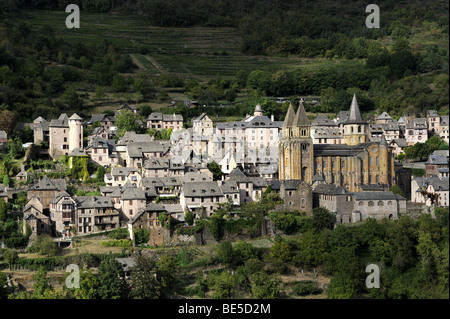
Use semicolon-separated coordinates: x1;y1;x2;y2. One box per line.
279;102;314;183
68;113;83;153
253;103;263;116
343;94;369;145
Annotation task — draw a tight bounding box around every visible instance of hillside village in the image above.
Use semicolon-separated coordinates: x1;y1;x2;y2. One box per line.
0;95;447;248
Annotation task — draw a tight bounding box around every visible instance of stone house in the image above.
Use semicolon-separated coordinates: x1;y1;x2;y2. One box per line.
352;191;406;222
312;184;354;223
389;139;408;158
180;181;226;218
279;180;313;215
411;176;449;207
192;113;214;136
28;176;67;209
49;191;76;235
120;185;147;222
425;150;449;178
146;112;183;131
405;118;428;145
87;114;115;131
47;113;83;159
104;167;141;187
128;202;168;246
75;196;120;234
86;138;116;167
23;196;52;237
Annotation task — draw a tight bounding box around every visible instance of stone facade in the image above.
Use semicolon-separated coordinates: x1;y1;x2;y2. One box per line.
279;96;396;193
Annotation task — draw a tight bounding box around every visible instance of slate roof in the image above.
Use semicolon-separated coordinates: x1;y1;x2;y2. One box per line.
49;114;69;127
311;114;337;127
182;171;212;183
119;132;154;144
144;158;170;169
282;104;295;128
49;191;73;204
147;112;183;122
182;181;223;197
110;167;139;177
414;176;449;192
292;101;310;127
390;138;408;148
127;141;170;158
345;94;366;125
29;176;67;191
219;180;239;194
76;196;115;209
426;154;449;165
406;118;427;129
121;186;146;200
217;115;282;130
312;184;349;195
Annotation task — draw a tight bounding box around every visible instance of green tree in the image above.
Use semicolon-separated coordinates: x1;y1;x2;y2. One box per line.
233;241;258;265
157;254;178;295
29;234;59;257
270;238;293;263
33;267;54;297
294;229;326;268
213;271;235;299
0;272;11;299
217;241;234;266
271;212;297;234
97;257;129;299
61;87;83;109
250;271;281;299
129;255;161;299
73;269;100;299
312;207;335;231
207;161;223;181
3;249;18;270
115;110;145;137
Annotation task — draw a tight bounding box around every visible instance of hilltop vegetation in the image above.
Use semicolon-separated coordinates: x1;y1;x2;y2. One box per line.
0;1;448;132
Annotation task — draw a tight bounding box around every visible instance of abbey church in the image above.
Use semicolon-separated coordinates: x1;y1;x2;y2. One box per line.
279;95;396;193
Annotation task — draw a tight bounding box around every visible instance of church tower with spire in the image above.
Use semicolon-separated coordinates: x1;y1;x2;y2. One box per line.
279;101;314;183
343;94;369;145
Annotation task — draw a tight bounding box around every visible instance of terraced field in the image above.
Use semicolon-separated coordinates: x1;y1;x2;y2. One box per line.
20;10;347;79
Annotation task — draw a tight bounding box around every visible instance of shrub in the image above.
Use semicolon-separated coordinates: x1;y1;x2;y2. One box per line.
100;239;132;247
109;228;129;240
292;281;323;296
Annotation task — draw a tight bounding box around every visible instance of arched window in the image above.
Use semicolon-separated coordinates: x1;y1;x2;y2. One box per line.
378;201;384;206
332;161;335;168
351;126;354;133
368;201;374;207
387;201;392;205
358;125;361;133
359;201;364;206
342;161;345;168
376;157;379;166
